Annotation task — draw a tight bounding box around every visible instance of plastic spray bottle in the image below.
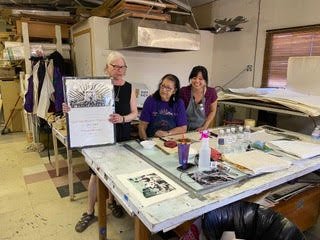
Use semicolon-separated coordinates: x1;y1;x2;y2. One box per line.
198;130;211;171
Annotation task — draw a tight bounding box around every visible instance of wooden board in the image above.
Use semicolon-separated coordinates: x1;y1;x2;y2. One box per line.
16;20;70;39
19;13;76;24
91;0;120;17
125;0;177;9
0;79;24;132
110;12;171;24
110;9;169;20
111;1;163;15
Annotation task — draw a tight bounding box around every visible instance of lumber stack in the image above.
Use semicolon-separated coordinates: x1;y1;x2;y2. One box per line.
91;0;178;23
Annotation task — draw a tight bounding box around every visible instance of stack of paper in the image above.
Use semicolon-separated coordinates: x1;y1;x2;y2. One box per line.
218;88;320;116
268;140;320;159
223;150;292;175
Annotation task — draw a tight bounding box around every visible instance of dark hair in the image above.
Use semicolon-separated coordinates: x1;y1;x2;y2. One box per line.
189;65;208;84
153;74;180;107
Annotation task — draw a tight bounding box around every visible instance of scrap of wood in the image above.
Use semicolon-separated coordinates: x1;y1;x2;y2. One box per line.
110;12;132;24
110;2;163;18
111;1;163;14
110;9;169;19
110;12;170;24
91;0;120;17
125;0;177;9
131;12;171;21
104;0;121;8
18;13;76;24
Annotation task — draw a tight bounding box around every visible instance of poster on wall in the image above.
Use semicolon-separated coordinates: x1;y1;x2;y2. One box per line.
64;77;115;148
117;169;187;206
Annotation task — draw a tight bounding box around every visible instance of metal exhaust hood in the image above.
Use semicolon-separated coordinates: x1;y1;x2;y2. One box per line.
109;18;200;51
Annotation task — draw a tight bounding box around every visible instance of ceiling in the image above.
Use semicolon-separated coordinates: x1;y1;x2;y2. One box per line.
189;0;214;7
0;0;215;12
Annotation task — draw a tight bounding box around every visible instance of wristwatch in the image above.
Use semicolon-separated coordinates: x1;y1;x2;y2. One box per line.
122;116;125;123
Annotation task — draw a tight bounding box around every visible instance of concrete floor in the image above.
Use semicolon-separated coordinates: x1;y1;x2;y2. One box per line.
0;132;319;240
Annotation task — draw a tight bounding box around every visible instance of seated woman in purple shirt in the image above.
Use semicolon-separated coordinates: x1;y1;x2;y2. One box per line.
139;74;187;140
180;66;218;131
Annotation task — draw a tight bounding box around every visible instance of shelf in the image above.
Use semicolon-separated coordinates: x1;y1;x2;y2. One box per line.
218;100;310;117
16;20;70;39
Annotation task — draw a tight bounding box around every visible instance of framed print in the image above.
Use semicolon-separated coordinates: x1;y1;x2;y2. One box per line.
64;77;115;148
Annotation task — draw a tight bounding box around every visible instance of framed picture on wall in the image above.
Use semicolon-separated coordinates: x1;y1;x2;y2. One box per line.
64;77;115;148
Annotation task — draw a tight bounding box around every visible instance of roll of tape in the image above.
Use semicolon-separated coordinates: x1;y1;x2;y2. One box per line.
244;118;256;127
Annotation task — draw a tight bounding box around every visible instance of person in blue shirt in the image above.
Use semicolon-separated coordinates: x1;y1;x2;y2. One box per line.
139;74;187;140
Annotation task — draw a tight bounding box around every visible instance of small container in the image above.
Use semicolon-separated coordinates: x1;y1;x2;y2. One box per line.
311;125;320;140
140;140;156;149
178;143;190;169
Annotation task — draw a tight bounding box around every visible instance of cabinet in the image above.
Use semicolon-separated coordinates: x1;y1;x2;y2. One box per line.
71;16;110;77
272;186;320;231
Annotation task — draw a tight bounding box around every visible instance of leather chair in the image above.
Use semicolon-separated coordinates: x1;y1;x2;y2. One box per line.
202;201;305;240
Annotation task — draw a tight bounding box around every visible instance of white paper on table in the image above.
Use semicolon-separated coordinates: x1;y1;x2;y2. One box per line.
117;168;187;206
267;140;320;159
223;150;292;175
250;129;284;142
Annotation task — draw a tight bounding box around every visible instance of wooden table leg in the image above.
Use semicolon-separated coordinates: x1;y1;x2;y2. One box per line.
135;216;151;240
52;129;60;177
98;178;108;240
66;147;74;201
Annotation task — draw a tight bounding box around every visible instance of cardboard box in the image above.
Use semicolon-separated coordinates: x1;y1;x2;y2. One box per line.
0;79;24;132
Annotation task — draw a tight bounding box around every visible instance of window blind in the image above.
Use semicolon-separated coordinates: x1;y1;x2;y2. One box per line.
262;25;320;88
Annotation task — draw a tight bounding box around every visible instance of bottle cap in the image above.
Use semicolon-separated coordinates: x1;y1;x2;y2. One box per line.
200;130;209;139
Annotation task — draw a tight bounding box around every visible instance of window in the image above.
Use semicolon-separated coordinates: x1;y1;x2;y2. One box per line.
262;25;320;88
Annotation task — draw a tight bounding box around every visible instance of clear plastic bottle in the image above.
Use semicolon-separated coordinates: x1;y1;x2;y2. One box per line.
230;127;237;152
217;129;225;154
311;125;320;141
225;128;232;153
198;130;211;171
243;125;251;150
237;126;245;152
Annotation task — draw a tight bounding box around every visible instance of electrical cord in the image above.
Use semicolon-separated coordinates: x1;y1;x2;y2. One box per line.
214;67;247;92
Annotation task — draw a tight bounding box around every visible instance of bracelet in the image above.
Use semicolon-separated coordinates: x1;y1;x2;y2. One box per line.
122;116;125;123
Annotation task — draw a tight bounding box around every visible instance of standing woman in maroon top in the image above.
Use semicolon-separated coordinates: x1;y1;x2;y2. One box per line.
180;66;218;131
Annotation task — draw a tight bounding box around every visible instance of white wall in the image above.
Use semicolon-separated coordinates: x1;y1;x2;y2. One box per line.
72;17;214;94
254;0;320;86
210;0;258;89
210;0;320;88
210;0;320;132
120;30;214;93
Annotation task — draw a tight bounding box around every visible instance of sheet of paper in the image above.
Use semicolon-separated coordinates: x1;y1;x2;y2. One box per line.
250;130;284;142
223;150;292;175
117;168;187;206
65;77;115;148
267;140;320;159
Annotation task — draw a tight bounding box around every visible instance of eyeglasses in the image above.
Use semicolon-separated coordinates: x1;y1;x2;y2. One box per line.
110;64;127;70
160;84;174;91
